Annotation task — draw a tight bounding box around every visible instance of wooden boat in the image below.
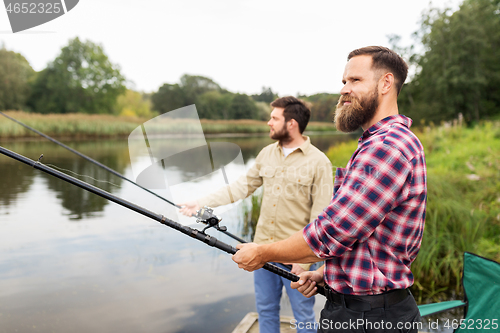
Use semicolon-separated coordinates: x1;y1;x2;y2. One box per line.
232;312;296;333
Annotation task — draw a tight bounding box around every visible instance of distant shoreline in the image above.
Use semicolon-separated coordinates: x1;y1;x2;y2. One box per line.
0;111;337;141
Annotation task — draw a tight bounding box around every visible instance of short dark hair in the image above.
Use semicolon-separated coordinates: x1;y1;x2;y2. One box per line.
348;46;408;95
270;96;311;134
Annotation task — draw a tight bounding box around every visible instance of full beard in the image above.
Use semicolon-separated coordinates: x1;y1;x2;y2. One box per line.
270;124;291;144
334;88;379;133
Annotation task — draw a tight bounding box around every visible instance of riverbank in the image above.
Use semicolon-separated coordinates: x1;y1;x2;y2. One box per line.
326;121;500;301
0;111;337;139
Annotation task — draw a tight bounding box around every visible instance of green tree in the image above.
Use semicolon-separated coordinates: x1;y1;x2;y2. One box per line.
230;93;259;119
152;74;263;120
302;93;340;122
151;83;185;115
195;90;233;119
180;74;221;105
151;75;221;115
0;46;35;110
114;89;156;118
251;87;277;104
27;37;126;114
401;0;500;124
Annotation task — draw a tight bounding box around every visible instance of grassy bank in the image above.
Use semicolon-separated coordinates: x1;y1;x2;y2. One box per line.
326;121;500;300
0;111;337;139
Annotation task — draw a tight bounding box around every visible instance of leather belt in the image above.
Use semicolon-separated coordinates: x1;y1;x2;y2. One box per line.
324;286;410;312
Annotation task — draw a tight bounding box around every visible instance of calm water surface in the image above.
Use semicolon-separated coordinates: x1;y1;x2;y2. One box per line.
0;133;358;333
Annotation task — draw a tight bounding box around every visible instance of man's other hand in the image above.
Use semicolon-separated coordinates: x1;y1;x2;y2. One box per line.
178;201;200;216
290;270;324;298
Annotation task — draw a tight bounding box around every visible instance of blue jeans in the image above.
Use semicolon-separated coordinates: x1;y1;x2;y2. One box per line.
254;263;316;333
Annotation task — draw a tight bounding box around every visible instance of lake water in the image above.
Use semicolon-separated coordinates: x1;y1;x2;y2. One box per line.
0;132;360;333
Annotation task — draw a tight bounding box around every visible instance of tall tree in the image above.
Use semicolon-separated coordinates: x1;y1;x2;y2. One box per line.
303;93;340;122
151;83;186;115
152;74;221;115
230;93;259;120
27;37;126;114
401;0;500;124
0;47;34;110
195;90;233;119
251;87;277;104
180;74;221;105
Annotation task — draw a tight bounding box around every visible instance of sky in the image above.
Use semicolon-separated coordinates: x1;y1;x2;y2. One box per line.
0;0;461;97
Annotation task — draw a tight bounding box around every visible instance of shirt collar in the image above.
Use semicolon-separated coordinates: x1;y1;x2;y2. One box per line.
361;115;412;139
275;135;311;154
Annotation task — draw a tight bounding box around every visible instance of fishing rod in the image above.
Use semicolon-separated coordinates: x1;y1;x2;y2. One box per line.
0;111;245;243
0;145;325;296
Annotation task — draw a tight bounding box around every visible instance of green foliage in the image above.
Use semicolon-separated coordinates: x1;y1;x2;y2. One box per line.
251;87;277;104
114;89;156;118
152;74;262;120
152;75;222;116
325;139;358;169
412;122;500;298
195;90;233;119
180;74;222;105
240;191;263;242
400;0;500;124
254;101;272;121
0;47;35;110
27;37;126;114
301;93;340;122
0;111;140;138
230;93;259;120
151;83;186;115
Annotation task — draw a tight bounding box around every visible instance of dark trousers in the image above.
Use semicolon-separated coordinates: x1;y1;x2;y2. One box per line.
317;291;421;333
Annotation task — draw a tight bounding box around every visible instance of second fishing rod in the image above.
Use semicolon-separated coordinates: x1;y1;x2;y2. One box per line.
0;145;325;296
0;111;246;243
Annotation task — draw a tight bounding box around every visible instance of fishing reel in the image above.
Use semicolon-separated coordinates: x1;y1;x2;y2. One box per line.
194;206;227;234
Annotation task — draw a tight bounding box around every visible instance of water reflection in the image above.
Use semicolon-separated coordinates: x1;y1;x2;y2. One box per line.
0;140;129;219
0;133;357;333
0;158;35;207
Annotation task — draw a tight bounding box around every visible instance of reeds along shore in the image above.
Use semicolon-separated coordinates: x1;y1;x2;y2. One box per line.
0;111;337;139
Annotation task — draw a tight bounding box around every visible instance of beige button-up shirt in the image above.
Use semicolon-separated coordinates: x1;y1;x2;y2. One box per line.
198;136;333;249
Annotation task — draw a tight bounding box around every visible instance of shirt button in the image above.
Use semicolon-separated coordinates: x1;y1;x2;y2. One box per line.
271;221;274;224
273;204;276;207
298;179;301;182
277;187;280;190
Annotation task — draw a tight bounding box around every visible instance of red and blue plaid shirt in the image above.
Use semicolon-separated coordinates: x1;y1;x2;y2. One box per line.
303;115;427;295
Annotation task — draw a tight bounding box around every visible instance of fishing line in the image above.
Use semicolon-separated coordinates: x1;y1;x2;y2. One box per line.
44;163;121;188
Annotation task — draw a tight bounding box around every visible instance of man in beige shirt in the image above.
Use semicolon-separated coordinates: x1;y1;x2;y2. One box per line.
180;96;333;333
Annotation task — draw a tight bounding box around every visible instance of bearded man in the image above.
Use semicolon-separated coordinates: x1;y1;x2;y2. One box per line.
180;96;334;333
232;46;427;333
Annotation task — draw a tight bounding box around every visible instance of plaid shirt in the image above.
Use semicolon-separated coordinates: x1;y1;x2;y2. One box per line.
303;115;427;295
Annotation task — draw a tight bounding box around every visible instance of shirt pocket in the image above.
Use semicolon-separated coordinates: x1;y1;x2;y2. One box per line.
259;166;276;191
283;172;313;201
